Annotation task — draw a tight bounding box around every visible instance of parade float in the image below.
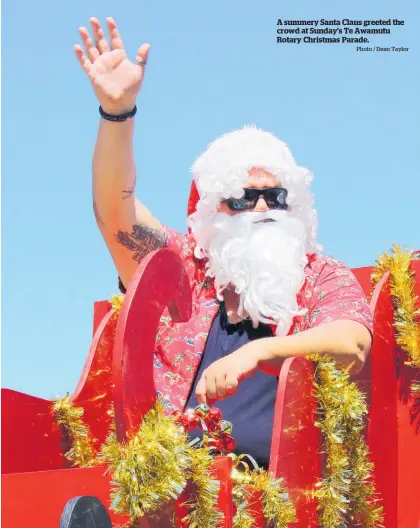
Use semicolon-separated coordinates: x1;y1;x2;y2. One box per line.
2;245;420;527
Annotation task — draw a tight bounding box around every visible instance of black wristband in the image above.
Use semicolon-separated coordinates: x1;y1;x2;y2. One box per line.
99;105;137;122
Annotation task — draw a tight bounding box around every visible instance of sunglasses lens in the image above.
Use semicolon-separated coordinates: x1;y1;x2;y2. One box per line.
276;189;288;209
262;189;288;209
225;188;288;211
226;198;253;211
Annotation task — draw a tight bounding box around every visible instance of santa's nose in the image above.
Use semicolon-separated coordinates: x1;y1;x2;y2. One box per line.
253;196;270;212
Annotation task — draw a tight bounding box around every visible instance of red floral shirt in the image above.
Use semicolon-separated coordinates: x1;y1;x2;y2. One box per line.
152;227;373;413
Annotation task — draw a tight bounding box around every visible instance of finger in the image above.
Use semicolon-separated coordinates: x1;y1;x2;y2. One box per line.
225;373;239;396
205;373;218;402
74;45;92;73
135;43;151;67
90;17;110;54
78;26;100;62
215;373;228;399
106;17;124;50
195;377;207;404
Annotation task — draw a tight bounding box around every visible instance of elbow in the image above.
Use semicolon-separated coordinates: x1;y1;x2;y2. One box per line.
92;199;123;230
336;321;372;375
346;342;369;375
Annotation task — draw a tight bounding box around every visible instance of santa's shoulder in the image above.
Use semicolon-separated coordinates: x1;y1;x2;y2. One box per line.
306;252;351;272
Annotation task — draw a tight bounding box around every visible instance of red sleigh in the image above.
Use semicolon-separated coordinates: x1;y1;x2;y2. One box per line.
2;249;420;527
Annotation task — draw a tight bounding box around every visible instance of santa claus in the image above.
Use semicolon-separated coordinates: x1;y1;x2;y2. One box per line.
63;17;373;528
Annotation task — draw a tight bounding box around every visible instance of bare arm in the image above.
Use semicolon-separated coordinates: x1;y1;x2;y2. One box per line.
257;319;372;375
75;17;164;289
195;319;372;404
92;117;164;288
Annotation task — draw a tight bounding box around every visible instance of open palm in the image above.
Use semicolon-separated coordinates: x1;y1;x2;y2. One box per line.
74;17;150;114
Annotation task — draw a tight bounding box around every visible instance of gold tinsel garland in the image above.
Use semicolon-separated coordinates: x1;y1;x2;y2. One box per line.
253;471;296;527
53;362;380;527
231;458;296;528
52;395;295;527
181;447;223;528
232;484;255;528
347;425;382;527
232;478;296;528
99;402;190;520
53;397;221;527
98;402;220;527
310;355;383;527
371;245;420;396
52;395;98;467
110;294;125;314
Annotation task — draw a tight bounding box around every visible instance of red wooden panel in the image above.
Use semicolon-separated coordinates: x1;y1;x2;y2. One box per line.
1;467;127;528
368;259;420;527
92;300;111;336
242;488;265;526
1;389;65;474
2;310;117;475
212;456;233;528
368;271;398;527
351;265;374;297
112;249;192;441
70;310;116;447
396;259;420;528
269;356;321;527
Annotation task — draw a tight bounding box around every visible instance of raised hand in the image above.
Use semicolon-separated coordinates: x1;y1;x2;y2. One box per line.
74;17;150;115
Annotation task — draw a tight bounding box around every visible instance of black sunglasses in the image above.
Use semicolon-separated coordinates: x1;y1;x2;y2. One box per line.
222;187;288;211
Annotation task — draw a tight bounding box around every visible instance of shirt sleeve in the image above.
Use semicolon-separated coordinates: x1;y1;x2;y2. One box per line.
306;256;373;334
117;225;196;293
163;225;195;260
162;225;197;286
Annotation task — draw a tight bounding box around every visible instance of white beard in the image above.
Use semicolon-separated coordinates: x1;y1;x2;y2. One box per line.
193;210;309;336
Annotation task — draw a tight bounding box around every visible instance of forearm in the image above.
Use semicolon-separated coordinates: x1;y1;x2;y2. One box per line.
92;117;136;229
257;320;372;375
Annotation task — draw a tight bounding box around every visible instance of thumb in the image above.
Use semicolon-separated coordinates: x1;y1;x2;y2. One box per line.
136;43;151;65
195;376;207;405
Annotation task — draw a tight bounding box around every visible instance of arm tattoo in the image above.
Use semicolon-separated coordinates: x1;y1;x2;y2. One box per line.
122;175;136;200
117;224;165;262
122;187;134;199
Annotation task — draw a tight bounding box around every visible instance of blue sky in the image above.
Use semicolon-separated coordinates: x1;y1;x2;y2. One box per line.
2;0;419;398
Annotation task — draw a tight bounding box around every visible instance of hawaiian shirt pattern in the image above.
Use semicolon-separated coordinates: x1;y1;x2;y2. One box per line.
152;227;373;413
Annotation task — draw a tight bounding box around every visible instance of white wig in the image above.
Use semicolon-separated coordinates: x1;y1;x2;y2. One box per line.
189;125;319;255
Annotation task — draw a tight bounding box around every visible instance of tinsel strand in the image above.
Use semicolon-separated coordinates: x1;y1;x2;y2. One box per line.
99;401;191;521
371;245;420;396
310;355;383;527
232;484;255;528
52;395;97;467
347;428;383;527
311;359;351;527
182;447;222;528
231;465;296;528
98;402;222;527
253;471;297;527
110;294;125;314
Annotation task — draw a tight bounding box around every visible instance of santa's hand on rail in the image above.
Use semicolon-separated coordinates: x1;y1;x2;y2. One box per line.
74;17;150;115
195;342;262;405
